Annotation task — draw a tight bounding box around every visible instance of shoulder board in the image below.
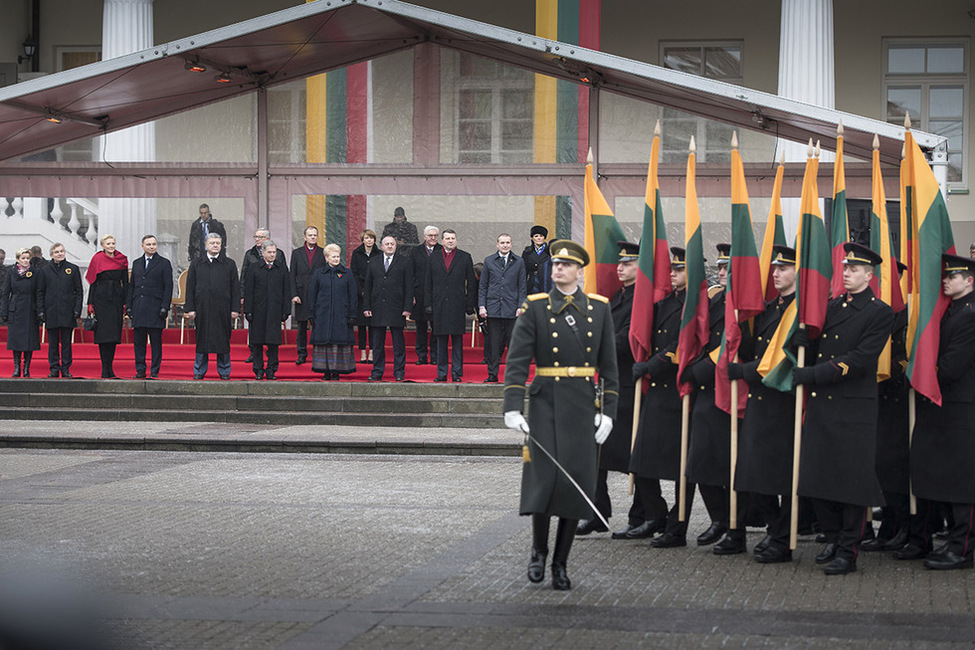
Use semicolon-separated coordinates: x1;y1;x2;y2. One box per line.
707;285;725;299
528;293;549;301
586;293;609;303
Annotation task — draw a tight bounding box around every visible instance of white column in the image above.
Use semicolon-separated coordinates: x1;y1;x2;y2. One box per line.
99;0;156;259
778;0;834;238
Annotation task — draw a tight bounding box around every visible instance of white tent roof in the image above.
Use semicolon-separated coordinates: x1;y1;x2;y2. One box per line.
0;0;941;164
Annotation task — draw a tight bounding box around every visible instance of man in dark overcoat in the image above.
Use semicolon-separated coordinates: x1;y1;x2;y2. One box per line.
478;233;527;383
425;229;476;382
630;247;690;547
503;239;619;591
37;243;83;378
793;242;893;575
905;253;975;570
578;241;646;538
410;225;441;365
723;245;799;560
187;203;227;264
185;233;240;380
290;226;325;365
127;235;173;379
362;235;413;381
244;240;295;380
684;244;735;548
241;228;286;363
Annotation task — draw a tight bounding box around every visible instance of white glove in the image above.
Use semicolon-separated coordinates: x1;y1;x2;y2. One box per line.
504;411;530;434
594;414;614;444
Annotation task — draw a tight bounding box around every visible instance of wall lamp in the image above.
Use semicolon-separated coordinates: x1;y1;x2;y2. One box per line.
18;35;38;65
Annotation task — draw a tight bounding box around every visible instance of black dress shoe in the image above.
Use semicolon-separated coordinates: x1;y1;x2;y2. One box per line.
368;376;383;382
815;543;838;564
394;376;405;382
61;371;74;379
434;377;447;382
823;556;856;575
611;523;639;540
860;536;889;552
696;523;728;546
47;371;60;378
551;563;571;590
753;534;772;556
894;543;931;560
295;355;307;365
245;353;254;364
193;375;205;380
451;375;462;382
219;375;230;380
884;528;909;551
133;372;146;379
483;376;499;383
254;370;264;380
621;519;665;539
415;359;426;365
754;546;792;564
576;519;608;536
527;548;547;583
924;550;974;570
929;543;949;559
650;532;686;548
713;537;746;555
148;374;158;380
266;372;276;381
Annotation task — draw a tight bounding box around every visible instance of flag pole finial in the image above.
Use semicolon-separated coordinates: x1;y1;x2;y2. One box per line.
872;134;880;151
814;140;821;158
904;112;912;130
807;138;814;157
689;135;696;153
837;120;844;136
778;150;786;166
731;131;739;150
654;119;661;137
587;147;593;164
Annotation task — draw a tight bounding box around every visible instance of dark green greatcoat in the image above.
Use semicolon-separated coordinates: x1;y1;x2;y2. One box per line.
503;288;620;520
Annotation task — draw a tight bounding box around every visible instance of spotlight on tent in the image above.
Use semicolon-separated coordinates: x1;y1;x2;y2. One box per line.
185;59;206;73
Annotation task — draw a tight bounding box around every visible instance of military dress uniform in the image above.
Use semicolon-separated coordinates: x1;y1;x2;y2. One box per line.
503;239;619;590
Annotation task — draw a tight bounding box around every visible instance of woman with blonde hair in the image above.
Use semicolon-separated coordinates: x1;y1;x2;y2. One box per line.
307;243;358;380
1;248;41;377
86;234;128;378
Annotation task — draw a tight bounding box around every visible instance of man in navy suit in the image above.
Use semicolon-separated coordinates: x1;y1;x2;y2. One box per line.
362;235;414;381
478;233;527;382
127;235;173;379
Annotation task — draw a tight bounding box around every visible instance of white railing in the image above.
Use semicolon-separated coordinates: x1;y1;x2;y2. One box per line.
2;196;99;254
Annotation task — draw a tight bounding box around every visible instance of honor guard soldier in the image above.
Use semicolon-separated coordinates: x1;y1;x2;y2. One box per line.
503;239;619;590
905;253;975;570
723;245;799;560
793;242;893;575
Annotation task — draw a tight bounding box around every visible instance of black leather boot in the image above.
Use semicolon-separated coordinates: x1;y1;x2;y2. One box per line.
12;352;21;378
551;517;577;590
22;352;31;378
528;514;550;583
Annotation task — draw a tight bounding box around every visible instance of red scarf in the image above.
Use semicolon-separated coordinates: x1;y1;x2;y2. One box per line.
86;250;129;285
443;248;456;272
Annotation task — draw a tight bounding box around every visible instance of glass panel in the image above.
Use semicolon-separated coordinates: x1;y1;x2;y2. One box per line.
948;152;963;183
501;120;532;151
886;86;922;121
927;46;964;74
887;46;925;74
929;120;964;152
663;47;703;74
704;120;734;163
502;89;532;119
704;46;742;79
155;94;256;163
459;121;491;151
459;90;493;120
929;86;963;118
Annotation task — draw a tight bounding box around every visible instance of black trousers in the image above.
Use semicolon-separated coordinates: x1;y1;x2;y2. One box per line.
877;491;911;540
812;498;870;562
414;318;436;362
699;484;730;527
133;327;163;376
592;468;645;525
435;333;464;380
371;326;406;379
726;491;781;541
907;498;947;550
46;327;74;372
296;320;310;357
251;344;280;373
633;476;670;524
485;317;514;378
661;481;697;538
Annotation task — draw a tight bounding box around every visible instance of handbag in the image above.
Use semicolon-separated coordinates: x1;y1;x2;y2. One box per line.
83;317;97;332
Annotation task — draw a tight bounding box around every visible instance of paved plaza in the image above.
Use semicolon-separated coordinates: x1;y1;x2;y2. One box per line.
2;421;975;648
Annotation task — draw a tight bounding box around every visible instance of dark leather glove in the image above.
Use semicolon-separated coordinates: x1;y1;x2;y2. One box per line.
37;312;45;323
159;308;168;319
793;366;815;385
348;316;357;327
791;327;810;348
424;305;433;317
727;362;744;381
631;361;649;382
245;313;253;322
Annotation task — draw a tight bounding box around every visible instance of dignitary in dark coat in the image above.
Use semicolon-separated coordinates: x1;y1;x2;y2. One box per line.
522;225;552;294
241;228;287;364
630;247;691;547
425;229;476;382
243;240;294;380
684;245;735;548
1;248;41;377
350;229;381;362
578;241;646;538
185;234;240;380
37;243;83;378
86;235;129;379
793;242;893;575
290;226;325;365
362;235;413;381
723;245;798;561
308;244;358;381
410;225;441;365
905;253;975;570
187;203;227;264
503;239;619;591
127;235;173;379
478;233;527;383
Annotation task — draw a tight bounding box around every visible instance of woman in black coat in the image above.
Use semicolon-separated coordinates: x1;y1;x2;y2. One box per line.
308;244;358;380
0;248;41;377
86;235;129;379
349;229;380;362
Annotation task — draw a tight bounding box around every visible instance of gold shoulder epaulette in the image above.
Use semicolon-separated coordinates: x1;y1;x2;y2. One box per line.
586;293;609;303
708;285;725;298
528;293;549;301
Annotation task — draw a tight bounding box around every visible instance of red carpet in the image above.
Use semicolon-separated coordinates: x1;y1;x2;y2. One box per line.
0;327;509;382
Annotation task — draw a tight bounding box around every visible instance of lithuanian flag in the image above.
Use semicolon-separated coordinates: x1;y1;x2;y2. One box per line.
677;138;710;398
830;129;850;299
716;138;765;416
904;128;956;405
630;123;672;363
583;153;627;298
759;156;788;302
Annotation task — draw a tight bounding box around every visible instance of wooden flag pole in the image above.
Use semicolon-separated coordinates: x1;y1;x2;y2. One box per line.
790;341;806;550
628;376;643;495
678;393;691;522
729;349;740;529
909;387;917;515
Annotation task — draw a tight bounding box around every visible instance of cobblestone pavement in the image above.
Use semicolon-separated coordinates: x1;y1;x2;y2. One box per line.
2;444;975;649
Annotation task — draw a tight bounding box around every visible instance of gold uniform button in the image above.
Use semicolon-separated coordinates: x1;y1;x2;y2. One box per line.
550;318;556;324
818;353;823;358
757;336;763;341
547;305;552;310
587;332;593;337
651;382;656;387
588;304;593;310
587;317;593;323
584;362;590;367
834;335;839;340
757;395;762;400
586;347;591;352
828;395;833;400
554;362;560;367
811;391;817;398
552;347;559;353
552;332;558;338
555;376;560;382
747;393;752;398
842;303;848;308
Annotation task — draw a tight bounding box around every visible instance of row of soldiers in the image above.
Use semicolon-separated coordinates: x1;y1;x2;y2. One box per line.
503;237;975;590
